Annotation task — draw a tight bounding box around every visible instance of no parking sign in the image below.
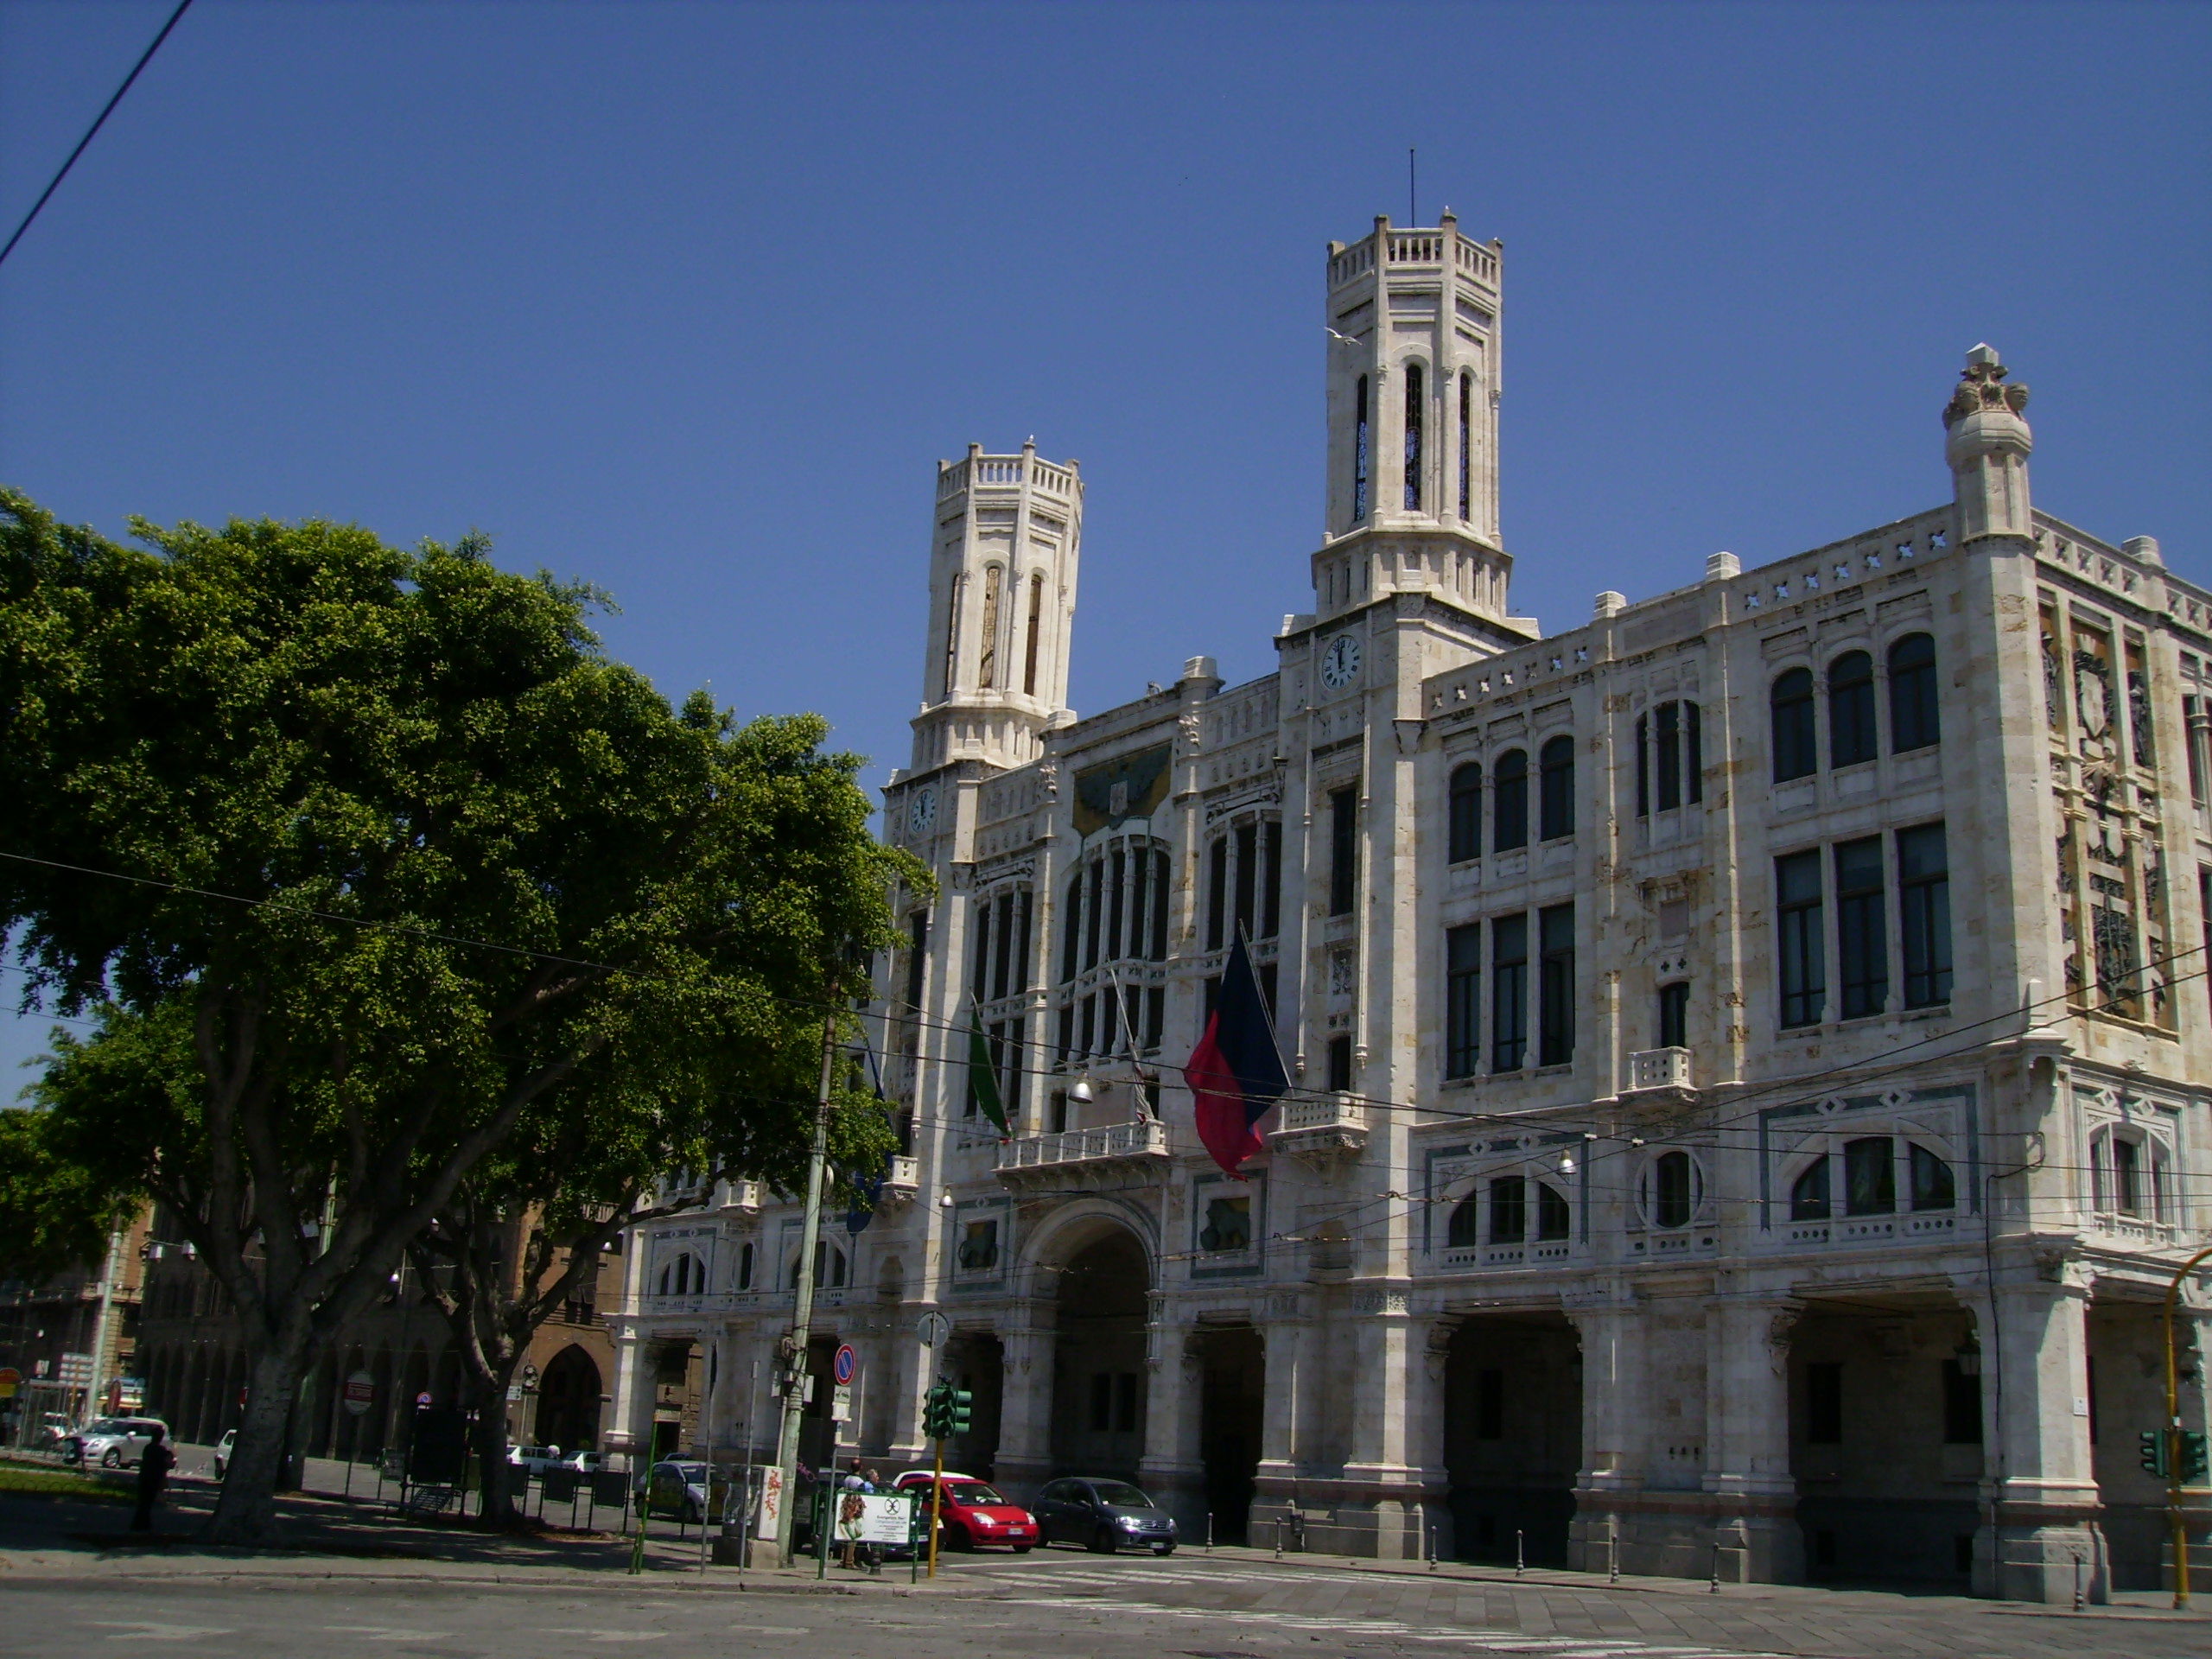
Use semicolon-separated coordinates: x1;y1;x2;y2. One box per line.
831;1344;858;1386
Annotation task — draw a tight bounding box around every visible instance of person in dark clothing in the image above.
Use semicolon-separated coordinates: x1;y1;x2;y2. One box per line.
131;1425;175;1532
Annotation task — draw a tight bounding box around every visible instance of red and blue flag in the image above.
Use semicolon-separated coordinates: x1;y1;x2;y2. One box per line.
1182;934;1289;1176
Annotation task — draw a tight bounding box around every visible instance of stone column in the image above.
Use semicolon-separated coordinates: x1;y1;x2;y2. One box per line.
1136;1319;1206;1536
1983;1276;2107;1604
992;1313;1056;1499
1341;1287;1423;1559
604;1324;654;1472
1567;1292;1649;1574
1701;1295;1804;1584
885;1317;933;1471
1254;1305;1308;1546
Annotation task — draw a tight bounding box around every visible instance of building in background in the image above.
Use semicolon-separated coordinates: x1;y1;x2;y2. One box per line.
609;214;2212;1604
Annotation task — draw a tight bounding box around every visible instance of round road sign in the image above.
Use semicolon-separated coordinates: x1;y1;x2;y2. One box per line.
341;1370;375;1416
831;1344;858;1387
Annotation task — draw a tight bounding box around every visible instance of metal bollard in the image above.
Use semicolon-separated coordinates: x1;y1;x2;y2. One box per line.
2072;1553;2085;1612
1206;1511;1213;1552
1516;1530;1525;1576
1274;1517;1282;1559
1609;1533;1619;1583
1709;1541;1720;1593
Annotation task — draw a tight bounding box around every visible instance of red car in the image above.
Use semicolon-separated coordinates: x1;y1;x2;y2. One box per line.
892;1471;1039;1552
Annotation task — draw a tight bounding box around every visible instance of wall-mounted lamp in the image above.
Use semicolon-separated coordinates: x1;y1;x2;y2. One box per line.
1954;1339;1982;1378
1071;1073;1096;1103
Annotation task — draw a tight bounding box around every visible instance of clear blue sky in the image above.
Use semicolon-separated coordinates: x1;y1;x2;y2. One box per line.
1;0;2207;1088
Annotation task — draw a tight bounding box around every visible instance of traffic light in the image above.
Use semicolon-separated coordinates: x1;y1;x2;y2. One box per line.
2181;1432;2210;1483
948;1387;974;1435
2140;1431;2169;1478
922;1382;950;1439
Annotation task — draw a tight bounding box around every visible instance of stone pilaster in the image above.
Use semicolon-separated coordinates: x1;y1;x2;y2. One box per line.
1980;1277;2107;1605
1136;1322;1206;1535
1701;1295;1804;1583
1566;1293;1649;1574
1339;1286;1424;1559
991;1313;1056;1497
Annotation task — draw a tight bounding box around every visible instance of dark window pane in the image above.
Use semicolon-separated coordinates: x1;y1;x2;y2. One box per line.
1942;1359;1981;1444
1537;902;1575;1065
1491;913;1528;1071
1790;1158;1830;1221
1653;1152;1694;1228
1062;875;1084;982
1844;1136;1895;1215
1260;822;1282;940
1539;735;1574;841
1492;750;1528;851
1898;823;1952;1007
1889;632;1940;753
1535;1181;1571;1242
1635;715;1650;817
1449;763;1483;861
1489;1176;1527;1243
1352;376;1370;522
1447;1196;1481;1248
1326;1033;1353;1093
1910;1143;1955;1211
1084;859;1104;970
1772;667;1817;781
1834;836;1887;1019
1828;650;1877;767
1403;361;1424;512
1656;702;1681;812
1233;822;1258;943
1777;849;1826;1027
1330;787;1358;916
1657;980;1689;1049
1685;701;1703;804
1446;923;1482;1079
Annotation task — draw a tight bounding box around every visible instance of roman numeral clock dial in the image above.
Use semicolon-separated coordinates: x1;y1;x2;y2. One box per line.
1319;632;1362;691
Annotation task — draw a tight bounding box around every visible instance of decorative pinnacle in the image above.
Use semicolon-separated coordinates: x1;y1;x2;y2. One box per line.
1943;344;2029;429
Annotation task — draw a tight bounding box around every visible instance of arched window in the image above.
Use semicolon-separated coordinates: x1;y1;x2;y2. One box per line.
1489;1175;1527;1243
1648;1152;1699;1230
1828;650;1876;767
1022;572;1046;696
657;1252;699;1297
1534;1181;1571;1242
1910;1143;1956;1211
1458;371;1472;521
1843;1136;1895;1215
1771;668;1816;780
1446;1193;1481;1249
1790;1159;1830;1221
737;1242;754;1291
1352;375;1370;522
1538;735;1574;841
2090;1125;2171;1222
942;573;964;699
790;1242;848;1290
1447;762;1482;862
1492;749;1529;851
1889;632;1940;752
976;563;1003;690
1403;361;1425;512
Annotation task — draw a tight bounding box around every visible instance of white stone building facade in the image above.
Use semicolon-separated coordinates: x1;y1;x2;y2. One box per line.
608;215;2212;1603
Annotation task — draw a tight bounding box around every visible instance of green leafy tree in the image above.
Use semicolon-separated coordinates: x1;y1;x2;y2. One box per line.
0;491;919;1540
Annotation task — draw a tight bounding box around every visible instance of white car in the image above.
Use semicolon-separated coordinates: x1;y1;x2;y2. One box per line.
69;1416;170;1470
506;1444;567;1475
558;1450;603;1473
213;1428;237;1478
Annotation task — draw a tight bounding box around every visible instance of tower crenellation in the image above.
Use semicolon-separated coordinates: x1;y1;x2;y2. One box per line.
1313;213;1515;629
909;439;1083;774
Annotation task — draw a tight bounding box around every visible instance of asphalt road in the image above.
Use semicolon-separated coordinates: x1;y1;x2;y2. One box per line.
3;1549;2205;1659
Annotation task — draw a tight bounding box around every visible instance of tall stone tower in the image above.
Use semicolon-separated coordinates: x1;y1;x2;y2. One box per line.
909;441;1083;774
1313;213;1517;631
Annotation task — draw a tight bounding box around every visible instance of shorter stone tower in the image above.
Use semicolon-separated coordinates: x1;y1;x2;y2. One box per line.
910;441;1083;773
1944;342;2032;544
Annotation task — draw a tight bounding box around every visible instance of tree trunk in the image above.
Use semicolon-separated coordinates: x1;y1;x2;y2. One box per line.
205;1340;311;1541
470;1364;521;1527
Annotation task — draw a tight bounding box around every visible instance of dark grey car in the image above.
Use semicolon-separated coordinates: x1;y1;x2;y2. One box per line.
1033;1476;1176;1554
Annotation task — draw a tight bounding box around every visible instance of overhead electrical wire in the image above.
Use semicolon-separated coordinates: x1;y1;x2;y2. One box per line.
0;0;196;271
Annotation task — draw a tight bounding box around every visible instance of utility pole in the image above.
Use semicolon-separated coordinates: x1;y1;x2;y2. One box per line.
772;996;842;1564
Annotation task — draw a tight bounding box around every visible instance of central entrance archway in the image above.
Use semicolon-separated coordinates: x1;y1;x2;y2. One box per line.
1444;1313;1581;1566
1195;1325;1263;1543
1049;1229;1151;1480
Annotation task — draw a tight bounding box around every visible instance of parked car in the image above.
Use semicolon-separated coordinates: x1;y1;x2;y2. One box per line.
639;1459;715;1523
890;1471;1037;1552
66;1416;170;1470
558;1449;603;1474
506;1444;567;1475
213;1428;237;1478
1033;1476;1177;1554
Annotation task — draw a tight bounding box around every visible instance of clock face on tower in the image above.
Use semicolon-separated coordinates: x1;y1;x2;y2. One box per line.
1319;633;1363;691
907;787;938;834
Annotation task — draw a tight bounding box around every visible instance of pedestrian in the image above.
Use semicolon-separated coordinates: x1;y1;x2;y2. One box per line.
838;1458;872;1569
859;1465;885;1573
131;1425;175;1533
